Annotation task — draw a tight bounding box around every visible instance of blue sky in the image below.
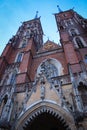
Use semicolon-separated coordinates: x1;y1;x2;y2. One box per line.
0;0;87;55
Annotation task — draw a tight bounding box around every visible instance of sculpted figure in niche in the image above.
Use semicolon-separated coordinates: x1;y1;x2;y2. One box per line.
40;85;45;100
40;76;45;100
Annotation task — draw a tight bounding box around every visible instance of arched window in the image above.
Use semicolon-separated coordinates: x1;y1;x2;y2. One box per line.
60;25;64;30
21;39;27;48
41;60;58;78
59;21;65;31
0;95;8;116
22;43;26;48
67;20;71;26
70;29;77;36
76;37;84;48
10;73;16;84
26;30;30;36
78;83;87;112
16;53;23;62
84;54;87;64
26;29;31;38
3;95;8;104
37;58;63;78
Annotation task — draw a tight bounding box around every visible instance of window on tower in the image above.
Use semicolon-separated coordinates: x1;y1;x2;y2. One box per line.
75;37;84;48
0;95;8;116
70;29;77;36
78;83;87;112
59;21;65;31
10;74;15;84
3;95;8;104
60;25;64;30
22;43;26;48
63;14;67;17
66;19;73;27
26;30;31;38
10;73;16;85
15;52;23;62
21;39;27;48
67;20;71;26
84;55;87;64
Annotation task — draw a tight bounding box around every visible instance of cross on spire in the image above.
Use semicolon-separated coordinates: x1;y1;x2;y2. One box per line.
57;5;63;13
35;11;39;19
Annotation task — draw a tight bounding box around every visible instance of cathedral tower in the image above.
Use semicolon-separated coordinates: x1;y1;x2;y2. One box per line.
55;8;87;73
0;8;87;130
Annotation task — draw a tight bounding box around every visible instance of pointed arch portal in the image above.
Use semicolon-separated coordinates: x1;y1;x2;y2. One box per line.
16;102;75;130
23;111;70;130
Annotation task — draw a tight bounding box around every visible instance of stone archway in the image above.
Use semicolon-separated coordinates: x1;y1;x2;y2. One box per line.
15;101;76;130
23;111;70;130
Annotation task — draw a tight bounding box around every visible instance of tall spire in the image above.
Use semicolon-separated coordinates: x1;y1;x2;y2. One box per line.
35;11;39;19
57;5;63;13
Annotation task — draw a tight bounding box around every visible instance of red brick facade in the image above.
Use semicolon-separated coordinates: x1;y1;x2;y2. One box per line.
0;9;87;130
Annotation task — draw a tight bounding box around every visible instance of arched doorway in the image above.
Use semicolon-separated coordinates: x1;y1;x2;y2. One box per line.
15;102;76;130
23;112;70;130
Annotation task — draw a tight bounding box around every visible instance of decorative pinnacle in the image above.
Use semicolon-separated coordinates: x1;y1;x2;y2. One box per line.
57;5;63;13
35;11;39;19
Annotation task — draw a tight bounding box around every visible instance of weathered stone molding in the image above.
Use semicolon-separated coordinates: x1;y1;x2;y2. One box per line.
14;100;76;130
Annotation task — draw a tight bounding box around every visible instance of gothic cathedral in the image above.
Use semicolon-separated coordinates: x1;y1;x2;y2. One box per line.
0;8;87;130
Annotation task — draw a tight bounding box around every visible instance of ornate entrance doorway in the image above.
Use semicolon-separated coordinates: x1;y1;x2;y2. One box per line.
23;112;70;130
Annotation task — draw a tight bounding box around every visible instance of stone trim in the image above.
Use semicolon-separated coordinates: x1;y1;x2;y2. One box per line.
15;100;76;130
22;106;71;130
34;49;63;58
